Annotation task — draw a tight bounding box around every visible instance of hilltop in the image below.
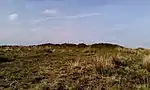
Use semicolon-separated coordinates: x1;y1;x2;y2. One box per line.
0;43;150;90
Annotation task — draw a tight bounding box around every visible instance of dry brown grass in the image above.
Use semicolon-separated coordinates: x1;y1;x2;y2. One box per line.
92;55;114;74
1;43;150;90
142;55;150;71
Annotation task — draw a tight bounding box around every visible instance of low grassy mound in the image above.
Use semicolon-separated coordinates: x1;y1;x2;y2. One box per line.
0;43;150;90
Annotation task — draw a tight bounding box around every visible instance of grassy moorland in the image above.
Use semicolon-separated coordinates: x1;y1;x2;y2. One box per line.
1;43;150;90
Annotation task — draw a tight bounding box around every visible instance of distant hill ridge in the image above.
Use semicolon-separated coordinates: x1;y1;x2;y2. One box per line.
0;43;134;49
37;43;125;48
0;43;125;48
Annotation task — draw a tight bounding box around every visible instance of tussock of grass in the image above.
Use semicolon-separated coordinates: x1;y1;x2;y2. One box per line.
142;55;150;71
92;55;114;75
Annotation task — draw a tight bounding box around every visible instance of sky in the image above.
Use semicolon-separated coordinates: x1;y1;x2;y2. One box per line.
1;0;150;48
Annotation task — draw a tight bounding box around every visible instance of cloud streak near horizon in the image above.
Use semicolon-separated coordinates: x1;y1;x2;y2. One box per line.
32;12;101;24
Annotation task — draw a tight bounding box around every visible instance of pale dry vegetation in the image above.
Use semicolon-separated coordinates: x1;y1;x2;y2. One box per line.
142;55;150;72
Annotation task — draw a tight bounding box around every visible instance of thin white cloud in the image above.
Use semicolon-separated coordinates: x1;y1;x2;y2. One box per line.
8;13;18;21
42;9;57;15
32;16;62;24
65;13;101;19
32;12;101;24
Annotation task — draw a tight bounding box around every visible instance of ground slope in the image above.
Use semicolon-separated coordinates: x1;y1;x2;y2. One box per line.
0;43;150;90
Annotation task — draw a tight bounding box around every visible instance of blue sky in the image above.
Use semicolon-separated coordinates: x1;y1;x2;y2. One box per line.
1;0;150;48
